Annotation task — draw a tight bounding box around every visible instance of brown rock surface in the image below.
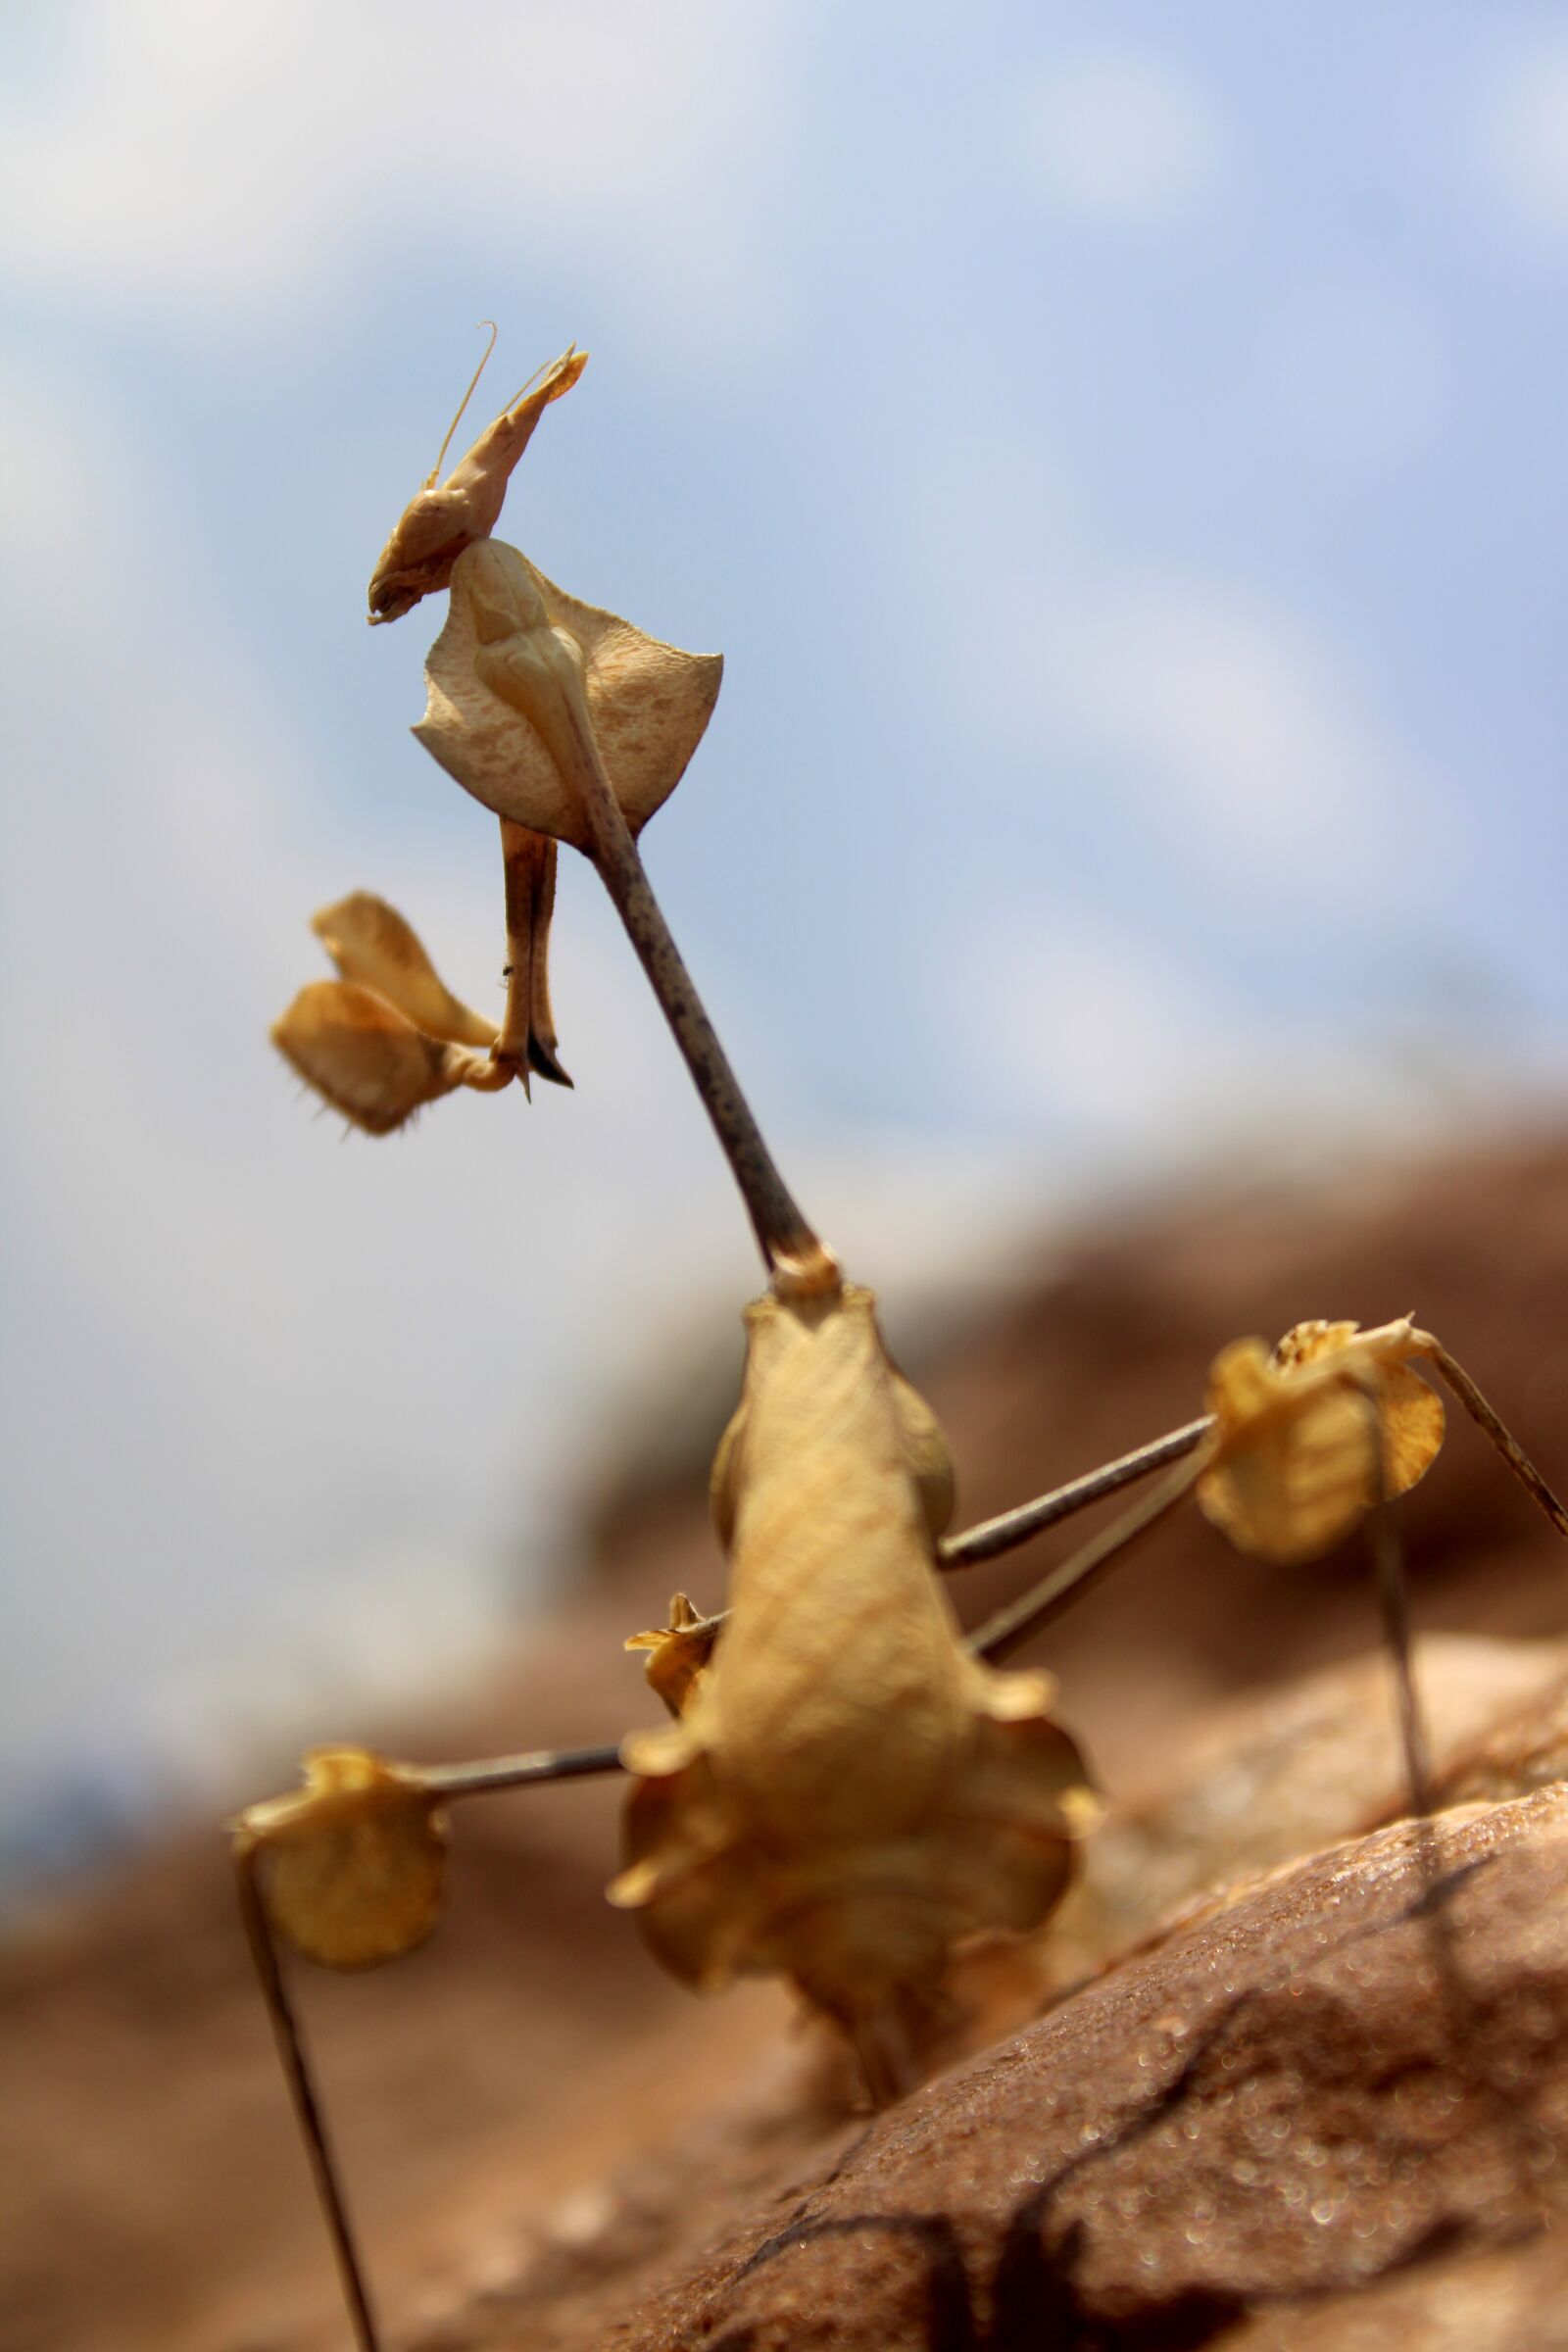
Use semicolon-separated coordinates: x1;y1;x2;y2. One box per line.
593;1788;1568;2352
4;1126;1568;2350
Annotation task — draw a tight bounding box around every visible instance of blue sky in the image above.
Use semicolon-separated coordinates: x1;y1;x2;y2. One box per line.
3;1;1566;1867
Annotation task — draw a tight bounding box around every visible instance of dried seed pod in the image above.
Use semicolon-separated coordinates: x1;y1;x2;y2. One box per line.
271;978;492;1134
1197;1317;1445;1565
233;1748;448;1970
312;892;498;1049
612;1283;1097;2076
368;344;587;625
414;539;722;851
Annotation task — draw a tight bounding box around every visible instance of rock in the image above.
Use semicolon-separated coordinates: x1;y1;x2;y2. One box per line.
543;1789;1568;2351
8;1129;1568;2349
398;1646;1568;2351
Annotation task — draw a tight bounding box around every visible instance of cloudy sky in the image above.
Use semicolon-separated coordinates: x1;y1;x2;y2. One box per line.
3;1;1567;1875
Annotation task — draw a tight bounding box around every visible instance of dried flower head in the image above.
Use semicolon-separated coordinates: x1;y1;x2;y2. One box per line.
232;1747;448;1970
1198;1317;1445;1565
415;539;721;850
368;342;587;625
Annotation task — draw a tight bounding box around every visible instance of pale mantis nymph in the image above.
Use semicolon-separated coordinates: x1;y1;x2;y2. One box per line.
242;341;1568;2350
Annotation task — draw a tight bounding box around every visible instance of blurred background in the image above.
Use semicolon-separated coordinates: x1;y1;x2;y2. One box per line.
3;0;1568;1891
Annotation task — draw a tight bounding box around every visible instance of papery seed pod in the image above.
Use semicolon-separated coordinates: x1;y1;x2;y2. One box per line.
312;893;498;1050
415;540;721;850
271;978;491;1134
233;1748;448;1970
368;345;587;625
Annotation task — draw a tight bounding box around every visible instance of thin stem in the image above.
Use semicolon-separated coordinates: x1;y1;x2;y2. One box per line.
942;1417;1213;1571
233;1847;380;2352
408;1741;626;1799
968;1449;1213;1665
561;702;837;1296
1417;1336;1568;1541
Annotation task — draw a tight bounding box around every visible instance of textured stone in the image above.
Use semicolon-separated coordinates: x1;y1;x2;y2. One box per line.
590;1788;1568;2351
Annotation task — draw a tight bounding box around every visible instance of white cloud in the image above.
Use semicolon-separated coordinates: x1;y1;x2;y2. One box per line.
0;0;790;340
1474;38;1568;237
960;910;1250;1138
966;548;1419;912
916;430;1419;913
1010;48;1228;225
1054;575;1414;880
952;891;1537;1179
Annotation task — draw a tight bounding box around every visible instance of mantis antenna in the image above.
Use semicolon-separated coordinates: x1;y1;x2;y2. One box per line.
426;319;500;487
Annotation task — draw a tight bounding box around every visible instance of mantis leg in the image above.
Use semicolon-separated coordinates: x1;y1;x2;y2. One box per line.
1415;1337;1568;1542
967;1451;1214;1665
236;1741;625;2351
941;1417;1213;1572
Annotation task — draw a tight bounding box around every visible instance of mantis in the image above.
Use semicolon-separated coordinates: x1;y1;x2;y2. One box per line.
241;338;1568;2351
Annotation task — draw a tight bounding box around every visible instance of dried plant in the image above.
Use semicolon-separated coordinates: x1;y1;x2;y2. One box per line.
237;339;1568;2351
